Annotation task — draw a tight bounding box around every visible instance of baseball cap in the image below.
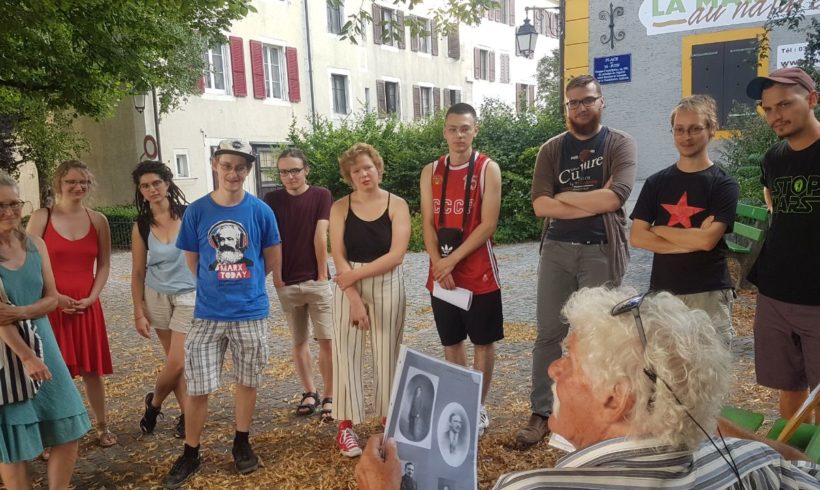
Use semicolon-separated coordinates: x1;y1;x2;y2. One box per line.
746;67;817;100
213;139;256;163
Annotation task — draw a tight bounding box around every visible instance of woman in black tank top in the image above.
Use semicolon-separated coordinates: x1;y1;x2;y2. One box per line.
328;143;411;457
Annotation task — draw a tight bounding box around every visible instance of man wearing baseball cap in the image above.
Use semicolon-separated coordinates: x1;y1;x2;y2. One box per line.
163;139;283;488
745;67;820;421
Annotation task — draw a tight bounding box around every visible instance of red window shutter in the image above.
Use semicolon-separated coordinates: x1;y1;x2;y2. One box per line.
431;21;439;56
196;77;205;93
397;11;406;49
376;80;386;114
250;40;265;99
448;29;460;59
474;48;481;80
286;47;301;102
229;36;247;97
433;87;441;113
489;51;496;82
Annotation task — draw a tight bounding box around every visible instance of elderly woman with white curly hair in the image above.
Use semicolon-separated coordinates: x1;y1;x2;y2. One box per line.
356;287;820;490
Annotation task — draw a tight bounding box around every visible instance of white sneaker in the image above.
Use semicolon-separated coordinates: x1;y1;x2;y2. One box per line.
478;405;490;437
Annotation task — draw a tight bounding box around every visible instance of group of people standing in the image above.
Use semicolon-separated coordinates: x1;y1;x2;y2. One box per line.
0;64;818;490
355;67;820;489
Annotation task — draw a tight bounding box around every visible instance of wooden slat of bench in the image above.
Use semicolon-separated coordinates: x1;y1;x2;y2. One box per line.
733;221;765;241
736;203;768;221
726;240;751;254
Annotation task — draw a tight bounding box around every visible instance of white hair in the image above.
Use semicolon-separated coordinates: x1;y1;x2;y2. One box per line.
562;287;732;449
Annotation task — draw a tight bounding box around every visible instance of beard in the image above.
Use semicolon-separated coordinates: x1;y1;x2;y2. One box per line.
567;110;603;137
217;249;244;264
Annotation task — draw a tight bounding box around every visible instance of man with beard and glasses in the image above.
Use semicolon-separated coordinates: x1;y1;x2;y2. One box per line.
163;139;282;489
517;75;636;448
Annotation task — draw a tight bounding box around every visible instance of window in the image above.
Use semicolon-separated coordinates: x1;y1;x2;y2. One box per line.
203;45;230;93
255;146;279;196
445;88;461;108
377;80;400;116
691;38;757;127
262;45;286;100
174;151;190;178
683;28;765;133
516;83;536;112
474;48;494;81
488;0;515;26
373;5;404;48
412;18;431;54
327;0;343;34
332;74;349;114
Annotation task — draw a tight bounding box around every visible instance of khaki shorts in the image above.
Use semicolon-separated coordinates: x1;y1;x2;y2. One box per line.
276;280;333;344
144;287;195;334
678;288;734;344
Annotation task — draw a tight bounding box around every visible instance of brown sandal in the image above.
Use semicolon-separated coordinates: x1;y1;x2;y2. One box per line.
97;426;118;447
320;397;334;422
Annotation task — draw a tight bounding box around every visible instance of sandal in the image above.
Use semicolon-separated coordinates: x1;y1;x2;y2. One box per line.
97;426;118;448
320;397;334;422
296;391;320;416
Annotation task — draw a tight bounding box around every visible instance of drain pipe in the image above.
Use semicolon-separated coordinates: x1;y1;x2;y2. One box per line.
303;0;317;128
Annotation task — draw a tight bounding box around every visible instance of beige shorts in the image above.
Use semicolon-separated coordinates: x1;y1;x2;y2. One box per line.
275;280;333;344
144;287;195;334
678;288;734;344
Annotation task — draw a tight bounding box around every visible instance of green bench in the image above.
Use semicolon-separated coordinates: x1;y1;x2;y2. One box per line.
720;406;820;463
725;203;769;289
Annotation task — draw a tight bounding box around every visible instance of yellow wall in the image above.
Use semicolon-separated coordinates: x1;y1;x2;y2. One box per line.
563;0;589;89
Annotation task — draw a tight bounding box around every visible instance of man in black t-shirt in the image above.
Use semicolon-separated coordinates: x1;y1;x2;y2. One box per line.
630;95;739;344
746;67;820;420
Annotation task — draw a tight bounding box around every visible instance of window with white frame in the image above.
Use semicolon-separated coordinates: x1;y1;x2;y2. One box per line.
262;44;286;100
420;86;432;117
413;18;431;53
385;81;399;114
203;45;230;93
332;73;349;114
174;151;190;178
446;88;461;108
382;7;396;47
478;49;490;80
327;0;343;34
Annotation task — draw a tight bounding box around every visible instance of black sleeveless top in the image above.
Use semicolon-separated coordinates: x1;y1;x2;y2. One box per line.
343;193;392;263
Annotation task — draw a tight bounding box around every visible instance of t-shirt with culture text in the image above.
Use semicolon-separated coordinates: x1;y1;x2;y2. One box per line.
264;186;331;285
630;163;738;295
176;192;281;320
546;127;608;242
748;138;820;305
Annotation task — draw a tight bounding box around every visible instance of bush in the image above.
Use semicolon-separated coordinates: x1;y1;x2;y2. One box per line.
288;99;563;245
96;205;137;249
719;106;777;204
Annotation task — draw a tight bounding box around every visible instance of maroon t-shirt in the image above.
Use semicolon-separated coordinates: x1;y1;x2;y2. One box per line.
264;186;332;285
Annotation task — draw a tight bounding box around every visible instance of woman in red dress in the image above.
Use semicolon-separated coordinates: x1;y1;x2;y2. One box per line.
26;160;115;447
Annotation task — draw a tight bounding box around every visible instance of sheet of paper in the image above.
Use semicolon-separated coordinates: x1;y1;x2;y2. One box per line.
432;282;473;311
548;432;576;453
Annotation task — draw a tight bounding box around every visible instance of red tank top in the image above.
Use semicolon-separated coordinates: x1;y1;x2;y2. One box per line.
425;151;500;294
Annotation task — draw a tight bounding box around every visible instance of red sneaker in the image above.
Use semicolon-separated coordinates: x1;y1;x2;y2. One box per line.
336;422;362;458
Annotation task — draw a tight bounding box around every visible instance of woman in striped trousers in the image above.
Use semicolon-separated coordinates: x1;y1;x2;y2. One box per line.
329;143;410;457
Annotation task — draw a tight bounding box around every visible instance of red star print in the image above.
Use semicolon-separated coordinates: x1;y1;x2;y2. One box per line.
661;192;704;228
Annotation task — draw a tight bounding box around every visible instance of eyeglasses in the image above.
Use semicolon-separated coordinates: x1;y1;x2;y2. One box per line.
0;201;25;212
277;167;304;177
139;180;166;191
565;96;602;110
444;126;475;136
672;126;706;137
611;293;649;349
218;163;250;174
63;179;91;187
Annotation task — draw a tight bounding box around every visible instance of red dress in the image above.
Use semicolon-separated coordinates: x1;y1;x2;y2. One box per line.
43;214;113;377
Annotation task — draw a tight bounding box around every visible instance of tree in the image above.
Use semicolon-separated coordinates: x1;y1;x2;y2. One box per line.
0;0;254;202
763;1;820;82
331;0;499;44
535;49;562;114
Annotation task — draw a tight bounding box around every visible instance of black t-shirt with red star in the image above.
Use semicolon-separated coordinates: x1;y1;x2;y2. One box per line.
630;163;739;295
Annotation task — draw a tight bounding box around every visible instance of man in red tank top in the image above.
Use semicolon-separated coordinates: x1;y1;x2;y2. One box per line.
420;103;503;436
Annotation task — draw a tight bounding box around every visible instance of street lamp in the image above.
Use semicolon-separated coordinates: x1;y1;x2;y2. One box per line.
133;89;162;161
133;94;146;113
516;2;565;113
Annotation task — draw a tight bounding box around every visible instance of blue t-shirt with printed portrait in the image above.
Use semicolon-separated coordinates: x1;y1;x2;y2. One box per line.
176;192;281;321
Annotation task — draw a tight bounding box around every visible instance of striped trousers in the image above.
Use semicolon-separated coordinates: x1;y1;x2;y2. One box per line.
332;263;406;424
